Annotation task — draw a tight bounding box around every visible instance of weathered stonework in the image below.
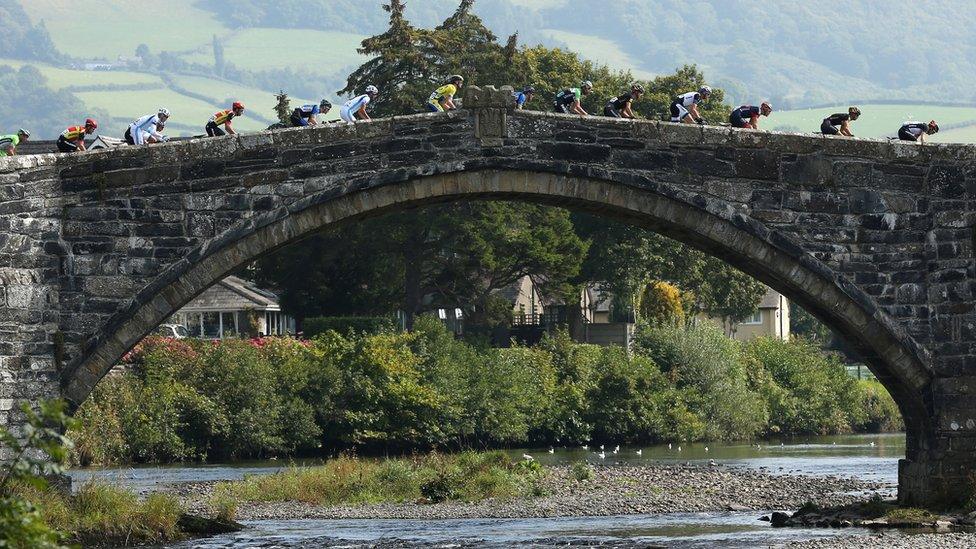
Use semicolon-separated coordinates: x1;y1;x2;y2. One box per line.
1;86;975;505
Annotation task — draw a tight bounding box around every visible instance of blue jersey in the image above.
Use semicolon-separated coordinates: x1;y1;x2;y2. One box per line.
733;105;760;118
513;92;528;108
296;104;320;118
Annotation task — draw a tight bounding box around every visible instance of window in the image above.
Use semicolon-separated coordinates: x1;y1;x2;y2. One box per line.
202;312;221;338
742;310;763;325
221;312;237;338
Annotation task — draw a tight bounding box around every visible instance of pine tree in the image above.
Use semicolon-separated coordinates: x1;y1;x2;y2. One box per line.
274;91;290;124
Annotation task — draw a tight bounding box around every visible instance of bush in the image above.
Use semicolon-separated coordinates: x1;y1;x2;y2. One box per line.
571;460;593;482
638;280;685;325
303;316;395;337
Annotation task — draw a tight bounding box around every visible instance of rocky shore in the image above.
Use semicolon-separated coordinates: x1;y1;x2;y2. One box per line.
173;463;884;521
787;533;976;548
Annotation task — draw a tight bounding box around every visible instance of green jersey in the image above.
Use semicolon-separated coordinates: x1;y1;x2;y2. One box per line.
0;134;20;156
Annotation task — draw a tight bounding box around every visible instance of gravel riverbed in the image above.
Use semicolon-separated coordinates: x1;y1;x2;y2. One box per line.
786;532;976;548
172;463;884;521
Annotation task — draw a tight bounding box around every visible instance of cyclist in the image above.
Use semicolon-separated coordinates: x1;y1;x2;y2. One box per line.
0;129;29;157
125;108;169;145
670;86;711;124
554;81;593;115
729;102;773;129
57;119;98;152
427;75;464;112
604;83;644;118
206;102;245;137
820;107;860;137
513;86;535;110
340;85;379;123
290;100;331;127
898;120;939;143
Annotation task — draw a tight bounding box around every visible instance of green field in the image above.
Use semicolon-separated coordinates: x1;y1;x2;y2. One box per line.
930;124;976;144
181;28;367;74
0;58;160;90
22;0;223;60
771;104;976;142
540;29;655;80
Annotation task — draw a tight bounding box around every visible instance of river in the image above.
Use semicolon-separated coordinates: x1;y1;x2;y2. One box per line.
68;433;914;548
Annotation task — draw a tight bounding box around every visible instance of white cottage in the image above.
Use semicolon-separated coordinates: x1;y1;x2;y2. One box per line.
166;276;295;339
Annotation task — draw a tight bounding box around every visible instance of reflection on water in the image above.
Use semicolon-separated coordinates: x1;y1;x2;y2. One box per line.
69;433;907;548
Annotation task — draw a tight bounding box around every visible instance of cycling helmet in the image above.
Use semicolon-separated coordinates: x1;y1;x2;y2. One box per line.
448;75;464;84
232;101;245;111
85;118;98;129
523;86;536;94
158;107;170;118
632;83;645;94
365;85;379;95
581;80;593;90
17;128;29;137
320;99;332;109
699;86;712;95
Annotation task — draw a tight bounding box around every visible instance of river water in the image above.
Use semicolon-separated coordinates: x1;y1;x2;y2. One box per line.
69;433;915;548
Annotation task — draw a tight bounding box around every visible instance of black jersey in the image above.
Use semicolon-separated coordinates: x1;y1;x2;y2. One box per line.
608;92;634;110
826;113;850;126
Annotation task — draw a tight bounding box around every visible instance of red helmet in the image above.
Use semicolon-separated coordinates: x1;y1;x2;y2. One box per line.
232;101;245;111
85;118;98;129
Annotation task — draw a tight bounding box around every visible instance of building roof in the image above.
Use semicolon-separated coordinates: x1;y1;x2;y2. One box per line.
180;275;282;312
758;287;785;309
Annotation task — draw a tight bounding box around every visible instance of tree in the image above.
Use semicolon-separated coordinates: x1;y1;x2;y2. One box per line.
638;281;685;326
273;90;291;124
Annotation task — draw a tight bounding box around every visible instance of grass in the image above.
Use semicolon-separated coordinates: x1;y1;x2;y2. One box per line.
771;103;976;142
20;481;184;546
931;123;976;144
212;451;543;507
540;29;656;80
180;28;367;74
22;1;223;60
0;58;160;90
883;507;940;526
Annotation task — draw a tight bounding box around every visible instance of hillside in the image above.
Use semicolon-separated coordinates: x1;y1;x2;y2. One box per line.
4;0;976;141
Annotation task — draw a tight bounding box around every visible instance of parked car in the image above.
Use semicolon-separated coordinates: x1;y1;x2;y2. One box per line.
155;324;189;339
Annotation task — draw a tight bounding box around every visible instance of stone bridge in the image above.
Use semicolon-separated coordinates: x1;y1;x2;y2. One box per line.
1;86;975;505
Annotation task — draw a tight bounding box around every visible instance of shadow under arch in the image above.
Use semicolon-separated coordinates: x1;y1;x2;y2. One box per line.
61;167;934;471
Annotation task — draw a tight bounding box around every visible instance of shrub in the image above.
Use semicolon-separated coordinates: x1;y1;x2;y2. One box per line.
303;316;395;337
571;460;593;482
638;280;685;325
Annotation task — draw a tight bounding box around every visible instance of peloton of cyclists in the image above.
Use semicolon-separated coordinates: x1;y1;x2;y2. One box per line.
898;120;939;143
820;107;860;137
428;75;464;112
604;84;645;119
206;102;245;136
341;85;380;123
291;100;331;127
554;81;593;116
671;86;711;125
729;102;772;129
57;119;98;152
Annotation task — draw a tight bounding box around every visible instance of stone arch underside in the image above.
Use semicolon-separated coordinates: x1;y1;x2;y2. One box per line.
61;168;934;451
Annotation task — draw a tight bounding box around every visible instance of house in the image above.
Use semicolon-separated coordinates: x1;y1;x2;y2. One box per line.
701;287;790;341
165;276;295;339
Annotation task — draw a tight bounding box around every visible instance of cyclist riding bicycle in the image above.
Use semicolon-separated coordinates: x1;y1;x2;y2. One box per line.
206;102;245;137
729;102;772;129
898;120;939;143
57;119;97;152
604;83;644;118
671;86;710;124
513;86;535;110
0;129;29;157
427;75;464;112
125;108;169;145
820;107;860;137
291;100;331;127
554;81;593;116
341;85;379;123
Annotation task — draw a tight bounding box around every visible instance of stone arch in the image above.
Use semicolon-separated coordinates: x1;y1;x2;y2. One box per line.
61;167;933;459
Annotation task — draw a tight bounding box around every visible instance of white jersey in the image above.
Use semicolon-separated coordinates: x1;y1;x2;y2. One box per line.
676;91;701;107
129;114;162;145
341;94;371;123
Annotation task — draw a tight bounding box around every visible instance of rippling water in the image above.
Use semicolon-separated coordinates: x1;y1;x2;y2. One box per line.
69;433;907;547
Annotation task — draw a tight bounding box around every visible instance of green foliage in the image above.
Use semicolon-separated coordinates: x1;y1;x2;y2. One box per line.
571;460;593;482
790;305;833;342
302;316;395;338
638;281;685;325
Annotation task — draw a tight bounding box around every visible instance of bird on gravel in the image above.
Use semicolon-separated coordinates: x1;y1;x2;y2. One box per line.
549;447;555;454
869;442;876;447
677;445;682;452
704;446;709;453
614;445;620;453
598;451;606;459
709;459;717;467
522;454;533;461
600;444;605;450
636;449;642;456
582;445;589;450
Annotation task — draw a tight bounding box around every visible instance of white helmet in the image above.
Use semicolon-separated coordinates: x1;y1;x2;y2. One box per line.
698;86;712;95
365;85;379;95
581;80;594;90
158;107;171;117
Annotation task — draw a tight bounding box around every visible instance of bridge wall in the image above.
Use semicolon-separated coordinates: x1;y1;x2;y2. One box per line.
1;86;976;504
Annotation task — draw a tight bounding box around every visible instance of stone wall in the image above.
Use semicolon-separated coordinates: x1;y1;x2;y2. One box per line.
1;85;976;504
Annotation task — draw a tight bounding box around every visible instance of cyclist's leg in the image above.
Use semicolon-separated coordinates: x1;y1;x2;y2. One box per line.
426;102;442;113
56;136;78;153
729;112;747;128
820;119;839;135
898;128;916;141
604;106;620;118
124;127;135;145
340;107;355;123
670;103;685;122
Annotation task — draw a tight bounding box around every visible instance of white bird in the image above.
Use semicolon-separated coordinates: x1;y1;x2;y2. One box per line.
635;449;642;456
668;443;672;450
755;444;761;450
708;459;717;467
598;451;606;459
614;445;620;453
677;445;682;452
704;446;709;453
600;444;605;450
869;442;876;447
548;447;555;454
582;445;589;450
522;454;533;461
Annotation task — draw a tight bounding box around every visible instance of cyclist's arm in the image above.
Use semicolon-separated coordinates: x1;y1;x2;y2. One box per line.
750;114;760;129
224;120;236;135
840;120;853;137
3;145;14;156
690;104;702;122
622;102;635;118
308;114;318;125
77;139;87;151
572;100;588;116
918;132;925;144
357;105;371;120
443;96;456;110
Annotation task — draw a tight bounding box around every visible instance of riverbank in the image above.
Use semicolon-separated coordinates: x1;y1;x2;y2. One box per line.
789;533;976;548
174;463;884;521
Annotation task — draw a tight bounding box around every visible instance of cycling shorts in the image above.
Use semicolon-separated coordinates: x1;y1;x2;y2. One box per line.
670;102;690;122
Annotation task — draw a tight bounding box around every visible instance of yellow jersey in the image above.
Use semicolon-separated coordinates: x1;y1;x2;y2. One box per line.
428;84;458;109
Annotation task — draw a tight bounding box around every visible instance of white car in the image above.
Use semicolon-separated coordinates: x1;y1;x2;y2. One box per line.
155;324;189;339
